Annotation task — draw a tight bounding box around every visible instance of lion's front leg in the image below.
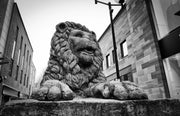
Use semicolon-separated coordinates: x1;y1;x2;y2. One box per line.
87;81;148;100
31;80;75;101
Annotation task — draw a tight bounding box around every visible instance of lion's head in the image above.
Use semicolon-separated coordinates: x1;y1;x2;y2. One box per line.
44;21;105;91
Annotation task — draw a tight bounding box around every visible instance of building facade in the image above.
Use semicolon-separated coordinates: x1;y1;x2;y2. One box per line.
0;0;14;65
0;0;14;105
98;0;180;99
28;62;36;96
0;2;35;104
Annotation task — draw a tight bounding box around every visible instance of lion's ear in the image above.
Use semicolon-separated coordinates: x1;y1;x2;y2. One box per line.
91;31;96;36
56;22;68;33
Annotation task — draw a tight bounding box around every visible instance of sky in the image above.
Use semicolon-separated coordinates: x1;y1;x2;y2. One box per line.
14;0;121;82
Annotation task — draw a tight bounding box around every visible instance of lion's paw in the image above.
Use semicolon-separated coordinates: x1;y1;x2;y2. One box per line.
121;81;148;100
92;81;148;100
31;80;75;101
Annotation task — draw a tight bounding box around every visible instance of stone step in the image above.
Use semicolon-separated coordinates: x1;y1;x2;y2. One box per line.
0;98;180;116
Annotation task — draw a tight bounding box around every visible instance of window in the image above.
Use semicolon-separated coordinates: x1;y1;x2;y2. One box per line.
11;41;16;59
29;55;31;65
26;50;29;62
22;44;26;68
21;56;24;68
112;50;115;64
11;27;19;58
106;54;110;68
20;70;23;83
10;27;19;76
15;65;19;80
26;76;29;88
17;37;23;65
120;40;128;58
23;74;26;86
17;50;20;65
24;44;26;56
15;37;22;80
9;59;14;76
121;73;133;82
20;36;23;49
163;53;180;99
119;66;133;82
151;0;180;39
10;41;16;75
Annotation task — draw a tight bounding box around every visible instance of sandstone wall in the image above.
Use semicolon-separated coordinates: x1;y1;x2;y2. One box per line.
0;99;180;116
98;0;166;99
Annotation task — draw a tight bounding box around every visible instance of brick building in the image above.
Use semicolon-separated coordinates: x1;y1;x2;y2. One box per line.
98;0;180;99
0;1;35;104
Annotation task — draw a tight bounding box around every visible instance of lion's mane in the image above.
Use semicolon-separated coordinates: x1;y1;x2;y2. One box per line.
41;21;106;92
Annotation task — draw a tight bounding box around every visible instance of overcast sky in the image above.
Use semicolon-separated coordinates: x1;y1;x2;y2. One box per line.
14;0;121;82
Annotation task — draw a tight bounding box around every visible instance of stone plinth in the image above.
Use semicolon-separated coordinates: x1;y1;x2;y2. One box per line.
0;98;180;116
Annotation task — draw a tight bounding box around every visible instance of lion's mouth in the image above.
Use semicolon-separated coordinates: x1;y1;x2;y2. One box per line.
76;46;95;56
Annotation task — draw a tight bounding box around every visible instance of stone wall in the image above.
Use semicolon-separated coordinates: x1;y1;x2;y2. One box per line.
0;98;180;116
98;0;166;99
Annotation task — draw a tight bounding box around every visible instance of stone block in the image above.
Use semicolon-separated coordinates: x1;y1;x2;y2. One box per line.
0;98;180;116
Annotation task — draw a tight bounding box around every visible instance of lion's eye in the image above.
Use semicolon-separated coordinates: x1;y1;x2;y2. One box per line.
74;32;83;38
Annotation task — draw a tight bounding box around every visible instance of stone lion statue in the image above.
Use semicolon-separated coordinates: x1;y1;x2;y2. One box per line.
32;21;148;100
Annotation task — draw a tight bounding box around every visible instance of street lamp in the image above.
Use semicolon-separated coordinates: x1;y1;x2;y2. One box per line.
95;0;125;81
114;0;125;5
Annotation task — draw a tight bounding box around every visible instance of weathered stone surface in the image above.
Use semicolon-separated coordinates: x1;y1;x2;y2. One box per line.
32;21;148;101
0;98;180;116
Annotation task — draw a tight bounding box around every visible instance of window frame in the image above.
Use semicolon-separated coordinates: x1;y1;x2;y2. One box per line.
106;54;110;69
112;50;115;64
120;40;128;58
149;0;180;40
